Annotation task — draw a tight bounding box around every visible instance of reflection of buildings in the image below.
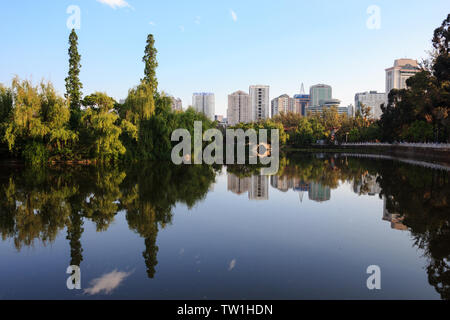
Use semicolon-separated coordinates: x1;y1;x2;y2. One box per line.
227;174;250;195
308;182;331;202
249;175;269;201
383;197;408;231
353;174;382;196
227;173;268;200
271;175;330;203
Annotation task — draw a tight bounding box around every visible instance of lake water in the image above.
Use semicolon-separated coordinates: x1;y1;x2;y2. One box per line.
0;153;449;300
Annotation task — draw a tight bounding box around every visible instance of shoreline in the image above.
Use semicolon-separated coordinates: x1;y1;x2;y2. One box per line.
284;144;450;168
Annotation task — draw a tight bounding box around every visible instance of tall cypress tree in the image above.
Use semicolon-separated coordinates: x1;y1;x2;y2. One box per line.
141;34;158;96
65;29;83;128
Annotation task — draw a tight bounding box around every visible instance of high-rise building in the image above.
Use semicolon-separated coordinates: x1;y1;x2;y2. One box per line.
293;83;311;116
170;97;183;112
271;94;294;117
227;91;252;126
385;59;419;96
355;91;386;119
192;92;215;121
249;85;270;121
293;96;310;116
310;84;332;107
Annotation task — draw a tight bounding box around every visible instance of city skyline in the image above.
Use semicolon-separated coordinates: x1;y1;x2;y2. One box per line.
1;1;449;116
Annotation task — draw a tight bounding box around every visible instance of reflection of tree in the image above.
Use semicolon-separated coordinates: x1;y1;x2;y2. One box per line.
121;163;216;278
0;163;216;279
242;154;450;299
1;157;448;297
377;163;450;300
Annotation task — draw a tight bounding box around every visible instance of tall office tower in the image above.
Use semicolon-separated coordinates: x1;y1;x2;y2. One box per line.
271;94;294;117
227;91;252;126
310;84;332;107
249;175;269;201
192;92;215;121
385;59;419;96
354;91;386;119
170;97;183;112
293;83;311;116
249;85;270;121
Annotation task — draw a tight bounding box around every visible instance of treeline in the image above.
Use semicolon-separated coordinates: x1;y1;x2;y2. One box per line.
271;14;450;147
0;31;215;164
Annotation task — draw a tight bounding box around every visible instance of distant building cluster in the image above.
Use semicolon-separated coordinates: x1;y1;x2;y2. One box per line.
227;169;407;231
166;58;419;124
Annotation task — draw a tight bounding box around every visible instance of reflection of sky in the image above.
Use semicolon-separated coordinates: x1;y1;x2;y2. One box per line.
0;170;441;300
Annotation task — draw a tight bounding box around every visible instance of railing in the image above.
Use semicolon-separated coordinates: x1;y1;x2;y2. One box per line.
340;142;450;150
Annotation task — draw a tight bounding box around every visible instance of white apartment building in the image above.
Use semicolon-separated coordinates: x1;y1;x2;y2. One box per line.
249;85;270;121
354;91;386;119
227;91;252;126
385;59;419;95
192;92;215;121
271;94;294;117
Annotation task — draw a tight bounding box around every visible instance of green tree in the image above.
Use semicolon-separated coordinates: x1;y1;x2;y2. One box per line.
142;34;158;96
65;29;83;129
80;92;126;161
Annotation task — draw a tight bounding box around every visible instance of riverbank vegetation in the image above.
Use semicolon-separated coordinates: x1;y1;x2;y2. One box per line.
0;32;215;164
0;15;449;163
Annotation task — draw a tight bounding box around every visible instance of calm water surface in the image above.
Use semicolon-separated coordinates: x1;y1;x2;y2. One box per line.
0;154;449;300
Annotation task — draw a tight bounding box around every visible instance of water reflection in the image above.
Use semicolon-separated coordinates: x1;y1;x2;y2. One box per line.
0;154;448;299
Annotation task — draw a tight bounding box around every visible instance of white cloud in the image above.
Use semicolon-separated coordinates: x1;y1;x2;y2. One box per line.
84;270;133;295
195;16;201;25
149;21;156;26
228;259;236;271
230;9;237;22
97;0;131;9
179;25;185;32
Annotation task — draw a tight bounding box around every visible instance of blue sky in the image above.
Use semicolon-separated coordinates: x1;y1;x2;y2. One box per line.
1;0;449;115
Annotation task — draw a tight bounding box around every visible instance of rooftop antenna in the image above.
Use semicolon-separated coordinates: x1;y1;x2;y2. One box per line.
300;83;305;94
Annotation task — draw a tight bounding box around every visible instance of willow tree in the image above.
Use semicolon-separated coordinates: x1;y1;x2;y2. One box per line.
65;29;83;129
3;78;77;163
80;92;126;161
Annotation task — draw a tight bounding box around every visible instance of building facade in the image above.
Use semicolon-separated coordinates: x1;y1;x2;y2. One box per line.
249;85;270;121
170;97;183;112
192;92;215;121
271;94;294;117
227;90;252;126
354;91;386;119
385;59;419;96
310;84;332;107
293;94;311;116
